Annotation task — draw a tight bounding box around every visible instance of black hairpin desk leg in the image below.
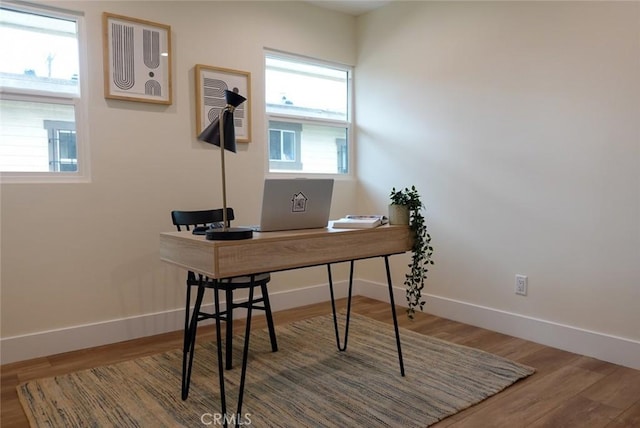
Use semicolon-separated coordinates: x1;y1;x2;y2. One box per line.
213;282;227;425
384;255;405;376
327;256;405;376
327;261;355;351
182;277;206;400
214;276;255;428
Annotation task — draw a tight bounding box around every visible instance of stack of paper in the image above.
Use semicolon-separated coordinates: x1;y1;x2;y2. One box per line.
332;215;388;229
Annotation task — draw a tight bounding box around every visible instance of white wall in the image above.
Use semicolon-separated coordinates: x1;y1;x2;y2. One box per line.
2;1;639;368
0;1;357;361
355;1;640;356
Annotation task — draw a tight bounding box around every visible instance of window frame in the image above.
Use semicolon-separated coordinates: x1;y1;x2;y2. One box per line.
264;50;353;178
0;1;90;183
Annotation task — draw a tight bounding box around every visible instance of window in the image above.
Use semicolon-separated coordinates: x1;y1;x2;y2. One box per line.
269;121;302;170
44;120;76;171
265;51;351;175
0;3;88;181
270;129;296;161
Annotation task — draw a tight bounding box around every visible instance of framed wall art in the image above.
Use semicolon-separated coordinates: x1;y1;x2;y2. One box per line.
195;64;251;143
102;12;172;104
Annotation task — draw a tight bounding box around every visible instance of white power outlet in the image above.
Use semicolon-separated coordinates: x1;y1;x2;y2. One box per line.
515;274;528;296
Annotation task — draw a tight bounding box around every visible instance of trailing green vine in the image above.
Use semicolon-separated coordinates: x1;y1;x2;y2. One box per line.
390;186;434;318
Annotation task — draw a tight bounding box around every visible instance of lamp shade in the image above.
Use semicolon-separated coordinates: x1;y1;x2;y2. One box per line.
197;89;246;153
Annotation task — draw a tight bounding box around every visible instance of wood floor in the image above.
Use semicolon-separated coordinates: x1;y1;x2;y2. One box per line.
2;296;639;427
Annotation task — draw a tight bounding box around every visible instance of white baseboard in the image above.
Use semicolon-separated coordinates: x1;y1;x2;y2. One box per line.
357;280;640;370
0;282;349;365
3;279;639;371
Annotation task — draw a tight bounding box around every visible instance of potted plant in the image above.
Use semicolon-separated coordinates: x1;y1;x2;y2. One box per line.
389;186;434;318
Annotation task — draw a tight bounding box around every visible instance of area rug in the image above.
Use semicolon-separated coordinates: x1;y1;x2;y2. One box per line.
18;313;534;427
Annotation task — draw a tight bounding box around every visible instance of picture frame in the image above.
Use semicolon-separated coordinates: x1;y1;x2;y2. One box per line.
102;12;172;105
195;64;251;143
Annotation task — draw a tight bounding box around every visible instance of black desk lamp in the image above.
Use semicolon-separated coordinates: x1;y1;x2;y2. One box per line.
198;89;253;240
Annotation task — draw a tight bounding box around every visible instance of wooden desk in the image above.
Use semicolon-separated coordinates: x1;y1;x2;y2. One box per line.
160;225;413;427
160;224;413;278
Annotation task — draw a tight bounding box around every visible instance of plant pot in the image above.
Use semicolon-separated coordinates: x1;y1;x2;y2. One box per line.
388;204;410;225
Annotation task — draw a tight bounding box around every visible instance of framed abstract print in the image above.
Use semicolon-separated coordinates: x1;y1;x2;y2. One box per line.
102;13;172;104
195;64;251;143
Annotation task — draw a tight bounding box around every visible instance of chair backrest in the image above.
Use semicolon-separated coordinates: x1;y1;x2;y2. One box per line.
171;208;235;232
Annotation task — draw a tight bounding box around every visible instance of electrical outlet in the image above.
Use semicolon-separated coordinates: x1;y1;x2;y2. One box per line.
515;274;528;296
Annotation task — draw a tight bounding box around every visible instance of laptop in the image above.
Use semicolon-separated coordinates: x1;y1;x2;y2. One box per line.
254;178;334;232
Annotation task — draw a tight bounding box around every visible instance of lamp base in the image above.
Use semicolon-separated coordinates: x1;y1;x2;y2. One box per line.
206;227;253;241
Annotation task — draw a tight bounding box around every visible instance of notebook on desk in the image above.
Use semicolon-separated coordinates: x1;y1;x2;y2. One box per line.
253;178;334;232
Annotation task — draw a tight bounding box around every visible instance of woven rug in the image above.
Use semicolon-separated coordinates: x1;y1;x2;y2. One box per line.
18;313;534;427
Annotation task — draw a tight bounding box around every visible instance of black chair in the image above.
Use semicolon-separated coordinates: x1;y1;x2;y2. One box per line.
171;208;278;399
